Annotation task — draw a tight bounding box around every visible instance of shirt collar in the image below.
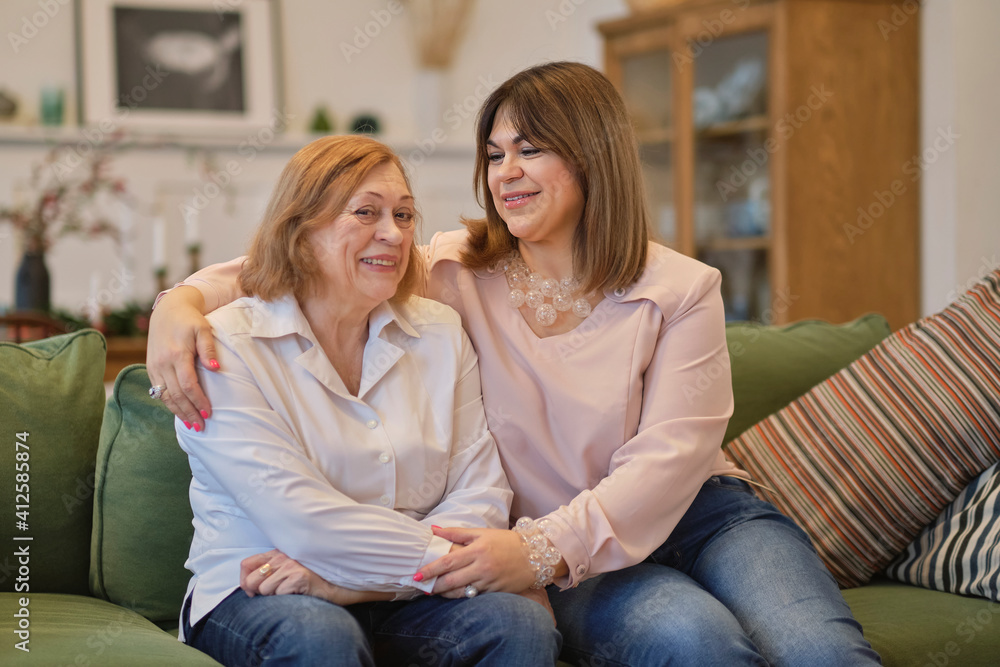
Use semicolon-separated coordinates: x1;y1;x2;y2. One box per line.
602;243;672;304
368;299;421;340
248;295;421;342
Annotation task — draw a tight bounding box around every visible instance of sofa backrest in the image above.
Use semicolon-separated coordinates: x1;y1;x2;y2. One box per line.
1;330;107;596
85;312;892;625
724;313;891;444
90;364;193;626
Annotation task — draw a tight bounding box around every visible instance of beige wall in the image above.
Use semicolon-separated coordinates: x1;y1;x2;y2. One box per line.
921;0;1000;314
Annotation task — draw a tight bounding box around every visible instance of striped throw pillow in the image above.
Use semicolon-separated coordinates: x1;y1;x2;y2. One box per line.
885;461;1000;601
727;269;1000;588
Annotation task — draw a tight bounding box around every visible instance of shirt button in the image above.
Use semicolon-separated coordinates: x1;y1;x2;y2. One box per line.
613;287;626;297
575;564;587;576
379;494;391;506
378;452;391;464
366;419;378;429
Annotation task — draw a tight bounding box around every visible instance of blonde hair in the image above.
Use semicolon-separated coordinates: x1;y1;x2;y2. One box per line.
462;61;649;294
240;135;423;302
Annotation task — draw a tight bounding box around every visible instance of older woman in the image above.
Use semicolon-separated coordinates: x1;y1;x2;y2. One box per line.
171;135;559;667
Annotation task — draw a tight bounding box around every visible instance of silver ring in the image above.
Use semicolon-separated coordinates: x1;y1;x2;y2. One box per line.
149;385;166;400
464;585;479;598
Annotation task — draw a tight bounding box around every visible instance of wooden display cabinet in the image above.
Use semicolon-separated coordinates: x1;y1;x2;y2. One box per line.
600;0;920;329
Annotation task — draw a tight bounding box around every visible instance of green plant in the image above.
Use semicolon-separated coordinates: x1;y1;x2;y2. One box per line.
51;301;153;338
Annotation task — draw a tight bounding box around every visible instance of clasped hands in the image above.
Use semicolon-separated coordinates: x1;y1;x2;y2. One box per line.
239;526;557;624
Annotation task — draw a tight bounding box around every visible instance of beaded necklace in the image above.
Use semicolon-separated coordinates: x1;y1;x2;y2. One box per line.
501;252;592;327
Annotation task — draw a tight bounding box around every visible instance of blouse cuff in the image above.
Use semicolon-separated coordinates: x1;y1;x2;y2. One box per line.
152;279;220;311
402;533;453;595
540;513;592;589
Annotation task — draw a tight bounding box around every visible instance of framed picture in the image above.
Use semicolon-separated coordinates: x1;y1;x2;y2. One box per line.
76;0;281;134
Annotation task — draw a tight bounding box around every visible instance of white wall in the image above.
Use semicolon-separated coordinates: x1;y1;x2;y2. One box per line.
921;0;1000;314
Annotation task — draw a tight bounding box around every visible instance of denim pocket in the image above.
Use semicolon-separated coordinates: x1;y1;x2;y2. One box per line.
707;475;757;496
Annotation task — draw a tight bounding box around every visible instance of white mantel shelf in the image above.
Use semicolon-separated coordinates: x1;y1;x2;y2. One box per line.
0;125;476;158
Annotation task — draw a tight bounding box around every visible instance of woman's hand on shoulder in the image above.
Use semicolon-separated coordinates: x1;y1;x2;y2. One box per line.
240;550;393;605
147;285;217;430
417;526;536;597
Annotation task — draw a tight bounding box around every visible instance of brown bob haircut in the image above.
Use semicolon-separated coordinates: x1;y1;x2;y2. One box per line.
240;134;423;302
462;61;650;294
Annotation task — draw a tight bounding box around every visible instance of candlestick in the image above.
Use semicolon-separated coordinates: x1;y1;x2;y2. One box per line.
155;267;168;295
184;201;200;250
88;271;102;327
188;245;201;276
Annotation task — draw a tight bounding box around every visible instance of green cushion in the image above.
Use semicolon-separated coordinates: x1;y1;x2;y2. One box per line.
0;330;106;595
844;578;1000;667
723;313;891;444
91;364;195;624
0;592;221;665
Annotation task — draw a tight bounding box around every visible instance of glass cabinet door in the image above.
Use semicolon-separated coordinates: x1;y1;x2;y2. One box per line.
621;50;675;246
691;31;770;321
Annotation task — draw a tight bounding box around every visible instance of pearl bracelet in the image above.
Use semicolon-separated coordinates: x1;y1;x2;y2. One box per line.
513;517;562;589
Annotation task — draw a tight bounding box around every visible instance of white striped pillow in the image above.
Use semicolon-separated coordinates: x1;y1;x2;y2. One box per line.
727;269;1000;588
885;461;1000;601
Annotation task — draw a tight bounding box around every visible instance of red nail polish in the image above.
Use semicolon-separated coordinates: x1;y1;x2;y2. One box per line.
194;423;201;432
413;573;424;582
209;359;220;370
201;410;209;419
183;421;192;430
432;525;442;530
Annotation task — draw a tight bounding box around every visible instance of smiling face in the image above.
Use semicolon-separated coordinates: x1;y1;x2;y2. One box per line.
486;109;585;250
308;162;416;312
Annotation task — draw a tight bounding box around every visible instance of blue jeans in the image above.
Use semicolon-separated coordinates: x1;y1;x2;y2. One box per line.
548;476;882;666
184;588;560;666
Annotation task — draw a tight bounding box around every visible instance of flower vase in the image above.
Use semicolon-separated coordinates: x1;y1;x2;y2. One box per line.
15;250;51;312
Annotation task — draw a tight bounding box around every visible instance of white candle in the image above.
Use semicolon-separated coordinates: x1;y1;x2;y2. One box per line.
184;201;200;248
13;182;27;208
119;201;134;301
152;217;166;270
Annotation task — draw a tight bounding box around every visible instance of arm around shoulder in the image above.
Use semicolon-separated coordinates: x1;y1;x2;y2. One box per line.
146;256;248;428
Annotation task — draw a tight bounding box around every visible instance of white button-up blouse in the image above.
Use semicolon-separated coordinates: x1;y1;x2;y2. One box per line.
176;294;512;632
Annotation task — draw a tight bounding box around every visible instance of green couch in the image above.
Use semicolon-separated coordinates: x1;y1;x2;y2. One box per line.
2;319;998;666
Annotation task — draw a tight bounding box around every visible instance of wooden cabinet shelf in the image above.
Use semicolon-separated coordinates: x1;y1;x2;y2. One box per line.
698;115;769;138
698;235;771;253
637;128;675;144
601;0;919;329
